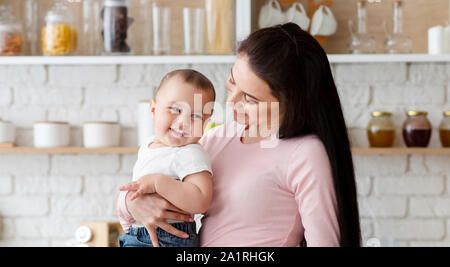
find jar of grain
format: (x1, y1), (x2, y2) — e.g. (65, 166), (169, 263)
(42, 2), (77, 56)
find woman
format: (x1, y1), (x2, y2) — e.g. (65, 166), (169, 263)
(118, 23), (361, 247)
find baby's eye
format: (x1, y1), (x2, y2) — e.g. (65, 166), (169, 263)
(192, 114), (203, 120)
(169, 107), (181, 114)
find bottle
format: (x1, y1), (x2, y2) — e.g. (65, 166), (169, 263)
(83, 0), (101, 55)
(367, 112), (396, 148)
(0, 5), (24, 56)
(23, 0), (38, 56)
(42, 2), (77, 56)
(101, 0), (133, 55)
(439, 111), (450, 147)
(384, 0), (412, 54)
(205, 0), (234, 54)
(402, 111), (432, 148)
(349, 0), (376, 54)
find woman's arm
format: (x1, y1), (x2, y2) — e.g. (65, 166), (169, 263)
(115, 185), (194, 247)
(287, 138), (340, 247)
(121, 171), (213, 215)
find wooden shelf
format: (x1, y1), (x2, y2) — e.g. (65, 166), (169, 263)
(352, 148), (450, 155)
(0, 146), (449, 155)
(2, 54), (450, 66)
(0, 55), (237, 65)
(0, 147), (138, 155)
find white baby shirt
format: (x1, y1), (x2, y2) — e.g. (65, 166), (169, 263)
(132, 136), (212, 183)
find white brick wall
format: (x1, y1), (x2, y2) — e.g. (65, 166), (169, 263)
(1, 62), (450, 247)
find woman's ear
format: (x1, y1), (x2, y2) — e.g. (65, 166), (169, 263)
(150, 100), (156, 120)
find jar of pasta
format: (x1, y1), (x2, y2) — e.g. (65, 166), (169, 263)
(367, 111), (396, 148)
(42, 2), (77, 56)
(439, 111), (450, 147)
(0, 5), (23, 56)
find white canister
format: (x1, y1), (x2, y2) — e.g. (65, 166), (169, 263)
(428, 25), (444, 55)
(138, 100), (154, 145)
(0, 117), (15, 143)
(34, 121), (70, 148)
(83, 121), (120, 148)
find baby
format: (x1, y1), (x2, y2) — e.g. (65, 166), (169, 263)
(116, 69), (215, 247)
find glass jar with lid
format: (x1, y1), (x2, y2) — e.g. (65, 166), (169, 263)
(367, 111), (395, 148)
(439, 111), (450, 147)
(402, 111), (432, 147)
(42, 2), (77, 56)
(101, 0), (133, 55)
(0, 5), (24, 56)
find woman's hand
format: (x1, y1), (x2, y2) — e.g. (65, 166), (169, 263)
(120, 174), (159, 200)
(125, 192), (194, 247)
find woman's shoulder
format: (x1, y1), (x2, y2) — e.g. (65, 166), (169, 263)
(281, 135), (329, 166)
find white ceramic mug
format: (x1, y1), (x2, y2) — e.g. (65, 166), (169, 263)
(0, 118), (15, 143)
(310, 5), (338, 36)
(258, 0), (284, 29)
(285, 2), (310, 31)
(34, 121), (70, 148)
(83, 121), (120, 148)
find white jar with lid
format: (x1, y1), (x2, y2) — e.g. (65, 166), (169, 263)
(83, 121), (120, 148)
(34, 121), (70, 148)
(0, 117), (15, 143)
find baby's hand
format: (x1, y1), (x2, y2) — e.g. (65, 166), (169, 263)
(119, 175), (158, 201)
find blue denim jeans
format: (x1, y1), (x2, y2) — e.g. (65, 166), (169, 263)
(118, 222), (199, 247)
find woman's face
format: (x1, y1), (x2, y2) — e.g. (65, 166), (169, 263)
(226, 54), (283, 136)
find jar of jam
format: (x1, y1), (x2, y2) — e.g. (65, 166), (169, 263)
(367, 111), (395, 147)
(439, 111), (450, 147)
(402, 111), (432, 147)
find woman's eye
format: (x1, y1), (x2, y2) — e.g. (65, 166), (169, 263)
(244, 95), (257, 105)
(169, 107), (181, 113)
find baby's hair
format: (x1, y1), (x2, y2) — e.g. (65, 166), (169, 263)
(155, 69), (216, 101)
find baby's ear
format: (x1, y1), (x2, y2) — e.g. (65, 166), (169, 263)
(150, 100), (156, 119)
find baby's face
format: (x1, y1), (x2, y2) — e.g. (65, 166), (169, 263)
(150, 76), (215, 147)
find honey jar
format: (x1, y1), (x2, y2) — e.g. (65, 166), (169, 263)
(367, 111), (396, 147)
(42, 2), (77, 56)
(439, 111), (450, 147)
(402, 111), (432, 148)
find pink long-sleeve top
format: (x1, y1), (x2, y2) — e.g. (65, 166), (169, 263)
(116, 121), (340, 247)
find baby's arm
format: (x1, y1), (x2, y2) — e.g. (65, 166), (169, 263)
(120, 171), (212, 215)
(154, 171), (213, 214)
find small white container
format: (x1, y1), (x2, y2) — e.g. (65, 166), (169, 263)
(34, 121), (70, 148)
(0, 117), (15, 143)
(83, 121), (120, 148)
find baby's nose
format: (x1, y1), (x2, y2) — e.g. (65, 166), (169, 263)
(174, 115), (190, 131)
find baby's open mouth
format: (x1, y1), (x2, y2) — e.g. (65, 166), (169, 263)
(170, 128), (187, 138)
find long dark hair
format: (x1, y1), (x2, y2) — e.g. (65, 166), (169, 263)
(238, 23), (361, 247)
